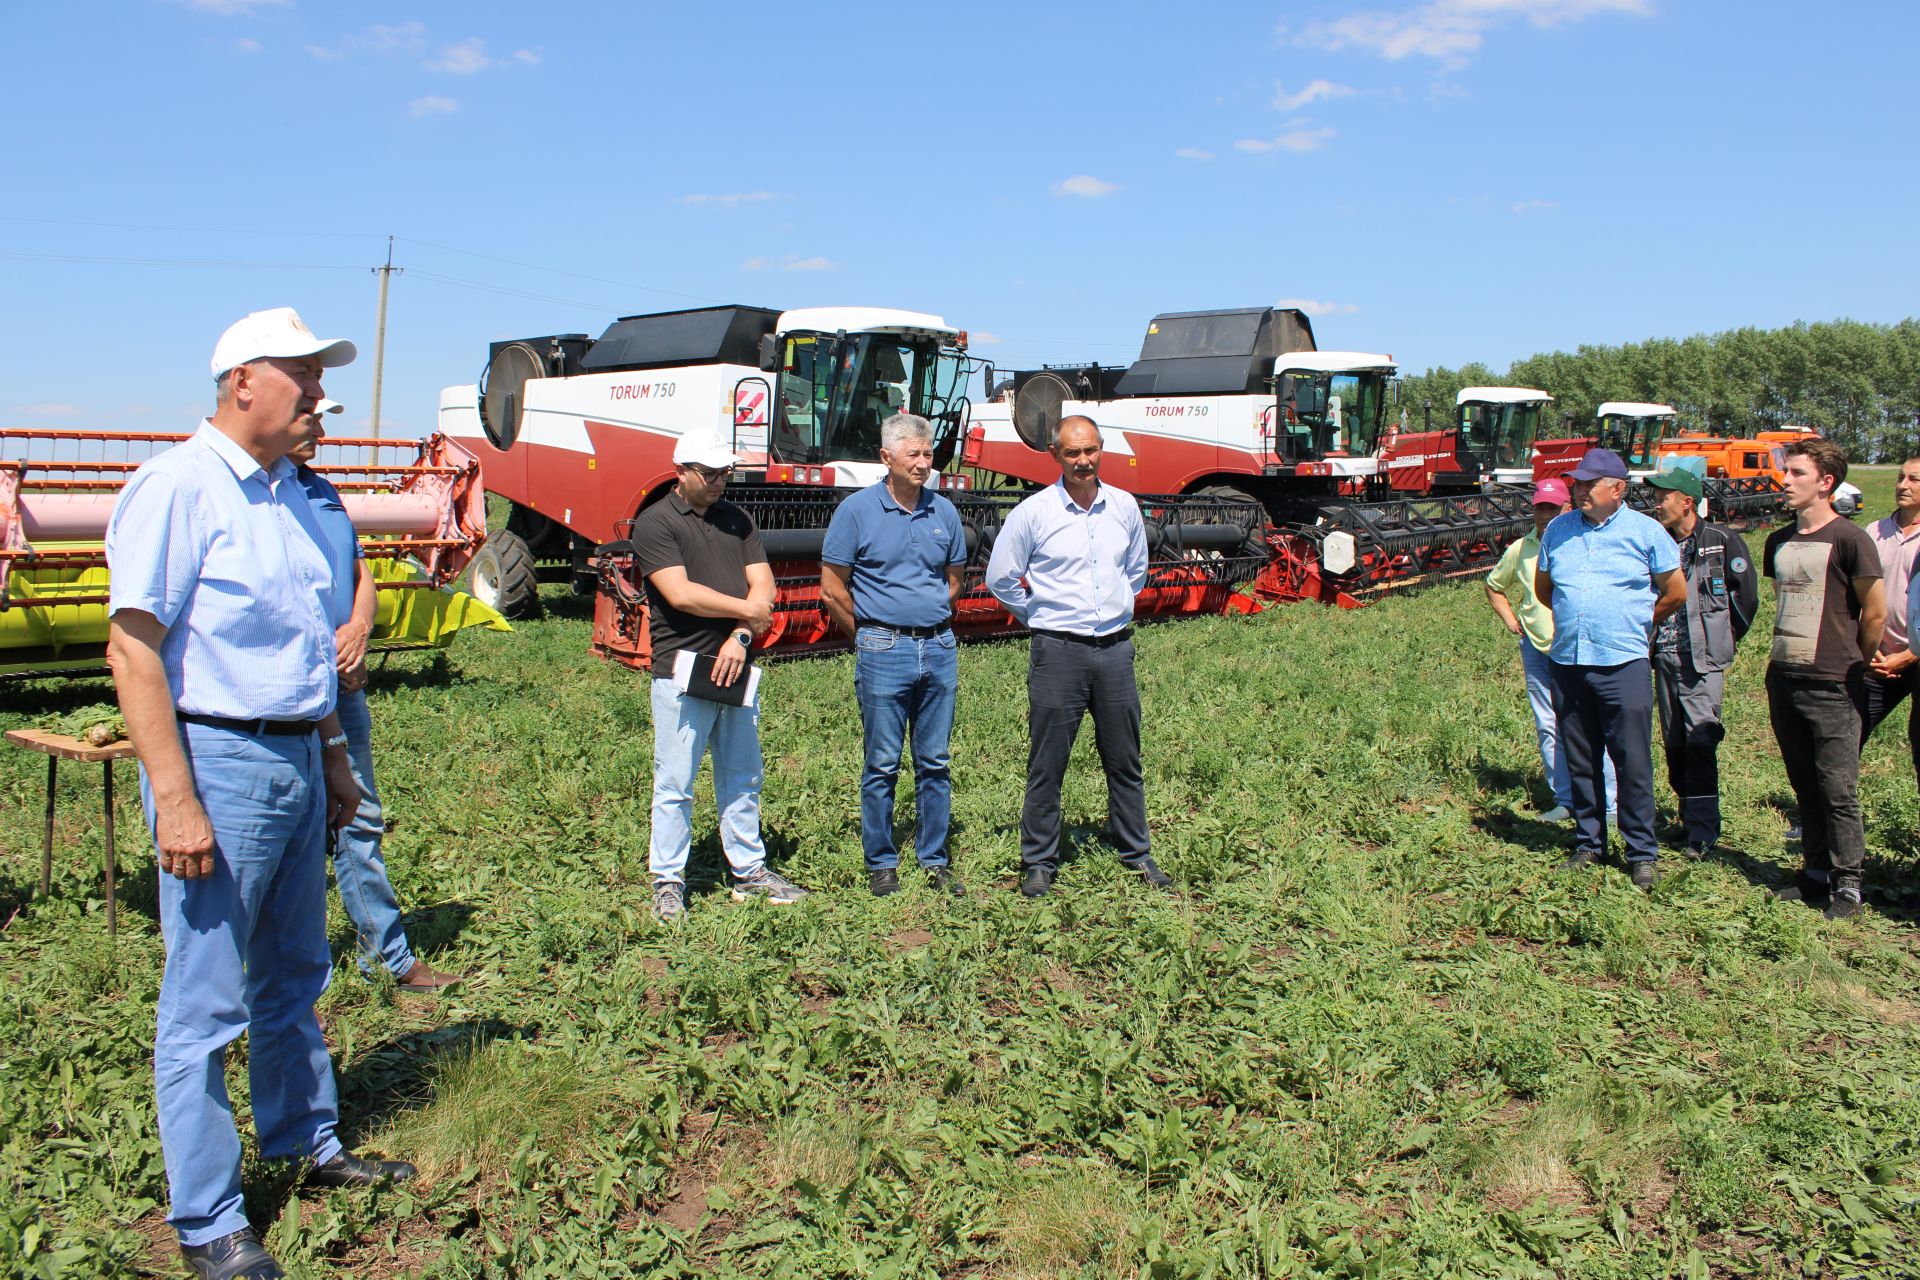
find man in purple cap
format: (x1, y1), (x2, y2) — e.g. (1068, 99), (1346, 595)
(1646, 467), (1759, 859)
(1485, 475), (1616, 823)
(1534, 448), (1688, 887)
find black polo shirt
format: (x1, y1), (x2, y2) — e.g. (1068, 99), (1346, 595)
(631, 492), (768, 676)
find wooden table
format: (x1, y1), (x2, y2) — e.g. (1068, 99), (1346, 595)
(5, 729), (138, 936)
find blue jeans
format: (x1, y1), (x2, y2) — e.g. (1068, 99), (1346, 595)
(854, 626), (958, 870)
(649, 677), (767, 884)
(143, 724), (343, 1246)
(331, 688), (415, 980)
(1520, 637), (1616, 811)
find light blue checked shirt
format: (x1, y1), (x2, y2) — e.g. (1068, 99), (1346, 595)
(106, 422), (353, 720)
(1538, 504), (1680, 667)
(986, 480), (1148, 637)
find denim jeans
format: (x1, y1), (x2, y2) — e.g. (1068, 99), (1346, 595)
(143, 723), (343, 1246)
(331, 688), (414, 979)
(1768, 669), (1866, 892)
(649, 677), (767, 884)
(1520, 637), (1616, 812)
(854, 625), (958, 870)
(1549, 657), (1659, 862)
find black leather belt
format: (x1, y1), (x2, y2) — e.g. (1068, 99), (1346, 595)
(178, 712), (323, 736)
(856, 618), (952, 638)
(1033, 627), (1133, 648)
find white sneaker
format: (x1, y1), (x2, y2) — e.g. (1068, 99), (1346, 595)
(1538, 805), (1572, 823)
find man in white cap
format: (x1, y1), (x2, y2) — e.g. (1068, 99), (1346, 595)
(106, 308), (415, 1280)
(630, 431), (805, 921)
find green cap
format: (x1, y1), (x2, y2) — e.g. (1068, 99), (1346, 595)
(1646, 467), (1703, 502)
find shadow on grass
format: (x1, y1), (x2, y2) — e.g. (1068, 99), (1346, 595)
(367, 653), (472, 694)
(0, 676), (117, 716)
(1472, 808), (1574, 857)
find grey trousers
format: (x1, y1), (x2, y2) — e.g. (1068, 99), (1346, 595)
(1020, 633), (1150, 869)
(1653, 654), (1726, 848)
(1767, 669), (1866, 893)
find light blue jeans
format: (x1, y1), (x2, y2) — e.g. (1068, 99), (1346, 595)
(332, 687), (415, 980)
(1521, 636), (1616, 812)
(649, 677), (767, 884)
(854, 626), (958, 870)
(143, 724), (342, 1246)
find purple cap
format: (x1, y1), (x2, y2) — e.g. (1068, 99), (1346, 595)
(1568, 448), (1629, 481)
(1532, 476), (1570, 506)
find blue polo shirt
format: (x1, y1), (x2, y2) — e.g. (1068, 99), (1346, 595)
(1538, 504), (1680, 666)
(821, 482), (967, 628)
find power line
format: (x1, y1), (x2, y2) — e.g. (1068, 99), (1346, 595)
(394, 236), (730, 305)
(0, 215), (379, 240)
(407, 269), (616, 313)
(0, 250), (358, 270)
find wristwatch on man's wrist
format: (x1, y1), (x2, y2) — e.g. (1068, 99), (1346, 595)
(731, 628), (753, 649)
(323, 733), (349, 751)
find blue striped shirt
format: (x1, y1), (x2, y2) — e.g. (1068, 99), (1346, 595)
(1539, 504), (1680, 666)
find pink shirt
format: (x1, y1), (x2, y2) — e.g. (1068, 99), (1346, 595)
(1869, 514), (1920, 654)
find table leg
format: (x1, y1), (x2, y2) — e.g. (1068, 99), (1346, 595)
(41, 757), (56, 897)
(102, 760), (118, 939)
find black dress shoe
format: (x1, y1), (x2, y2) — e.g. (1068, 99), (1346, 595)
(927, 866), (964, 897)
(306, 1150), (416, 1188)
(1125, 855), (1173, 889)
(1020, 866), (1055, 898)
(180, 1228), (284, 1280)
(1629, 860), (1657, 891)
(1559, 849), (1597, 872)
(868, 868), (900, 897)
(1775, 876), (1830, 909)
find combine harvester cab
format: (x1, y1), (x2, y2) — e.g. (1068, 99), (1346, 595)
(440, 303), (1268, 669)
(0, 426), (507, 679)
(1382, 386), (1552, 493)
(1535, 401), (1787, 528)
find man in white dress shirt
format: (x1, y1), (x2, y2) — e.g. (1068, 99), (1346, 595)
(986, 415), (1169, 898)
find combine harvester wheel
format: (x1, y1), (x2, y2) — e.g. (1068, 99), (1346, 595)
(468, 528), (544, 620)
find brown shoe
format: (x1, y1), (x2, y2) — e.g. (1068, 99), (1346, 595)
(396, 960), (461, 991)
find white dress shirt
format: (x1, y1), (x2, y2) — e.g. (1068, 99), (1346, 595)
(986, 480), (1148, 637)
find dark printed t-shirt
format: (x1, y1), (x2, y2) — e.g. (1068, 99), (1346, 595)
(1762, 517), (1881, 681)
(631, 493), (767, 675)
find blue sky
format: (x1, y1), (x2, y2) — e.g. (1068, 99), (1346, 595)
(3, 0), (1914, 436)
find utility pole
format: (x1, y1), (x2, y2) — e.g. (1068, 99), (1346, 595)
(369, 236), (403, 438)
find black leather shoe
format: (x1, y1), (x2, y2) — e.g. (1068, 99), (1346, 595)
(1020, 866), (1055, 898)
(306, 1150), (416, 1188)
(1559, 849), (1597, 872)
(868, 868), (900, 897)
(180, 1228), (284, 1280)
(1824, 893), (1863, 921)
(1629, 861), (1657, 891)
(1775, 876), (1830, 909)
(1126, 856), (1173, 890)
(927, 866), (964, 897)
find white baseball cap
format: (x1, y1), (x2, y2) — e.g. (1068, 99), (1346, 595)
(672, 432), (741, 469)
(211, 307), (357, 379)
(313, 398), (345, 416)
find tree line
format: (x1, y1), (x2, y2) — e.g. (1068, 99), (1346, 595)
(1396, 318), (1920, 463)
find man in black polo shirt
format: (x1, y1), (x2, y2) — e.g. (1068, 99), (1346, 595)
(633, 433), (806, 922)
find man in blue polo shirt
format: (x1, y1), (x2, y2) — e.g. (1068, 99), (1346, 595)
(821, 413), (969, 897)
(1535, 448), (1688, 887)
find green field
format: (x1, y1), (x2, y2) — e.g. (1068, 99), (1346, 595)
(4, 468), (1919, 1278)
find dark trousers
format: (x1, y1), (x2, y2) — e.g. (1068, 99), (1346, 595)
(1021, 633), (1150, 869)
(1858, 664), (1920, 791)
(1653, 654), (1726, 848)
(1768, 669), (1866, 890)
(1549, 657), (1659, 862)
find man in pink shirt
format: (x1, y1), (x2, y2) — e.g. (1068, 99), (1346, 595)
(1860, 457), (1920, 789)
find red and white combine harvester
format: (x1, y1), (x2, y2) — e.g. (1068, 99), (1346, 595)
(438, 304), (1266, 668)
(1381, 385), (1555, 492)
(0, 426), (504, 678)
(966, 307), (1539, 608)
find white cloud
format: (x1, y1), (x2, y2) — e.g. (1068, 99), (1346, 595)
(174, 0), (289, 14)
(969, 331), (1005, 346)
(233, 37), (261, 53)
(308, 21), (427, 61)
(512, 49), (542, 65)
(1298, 0), (1651, 67)
(681, 191), (779, 208)
(1510, 197), (1558, 214)
(1053, 174), (1120, 198)
(1235, 126), (1337, 153)
(12, 403), (83, 418)
(782, 256), (837, 272)
(409, 95), (459, 118)
(1174, 147), (1215, 161)
(1273, 79), (1356, 112)
(428, 37), (492, 74)
(1276, 298), (1360, 318)
(740, 257), (770, 271)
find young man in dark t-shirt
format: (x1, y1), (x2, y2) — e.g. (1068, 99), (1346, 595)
(1763, 437), (1887, 919)
(631, 432), (806, 922)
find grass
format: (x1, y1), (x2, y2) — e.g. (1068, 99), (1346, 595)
(2, 467), (1919, 1276)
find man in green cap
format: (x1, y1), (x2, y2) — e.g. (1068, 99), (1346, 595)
(1646, 466), (1759, 858)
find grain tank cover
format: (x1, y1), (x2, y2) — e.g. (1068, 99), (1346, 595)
(580, 305), (782, 374)
(1112, 307), (1317, 397)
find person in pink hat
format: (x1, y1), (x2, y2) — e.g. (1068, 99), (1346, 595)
(1486, 476), (1616, 824)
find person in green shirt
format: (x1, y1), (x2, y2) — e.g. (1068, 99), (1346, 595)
(1486, 477), (1616, 822)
